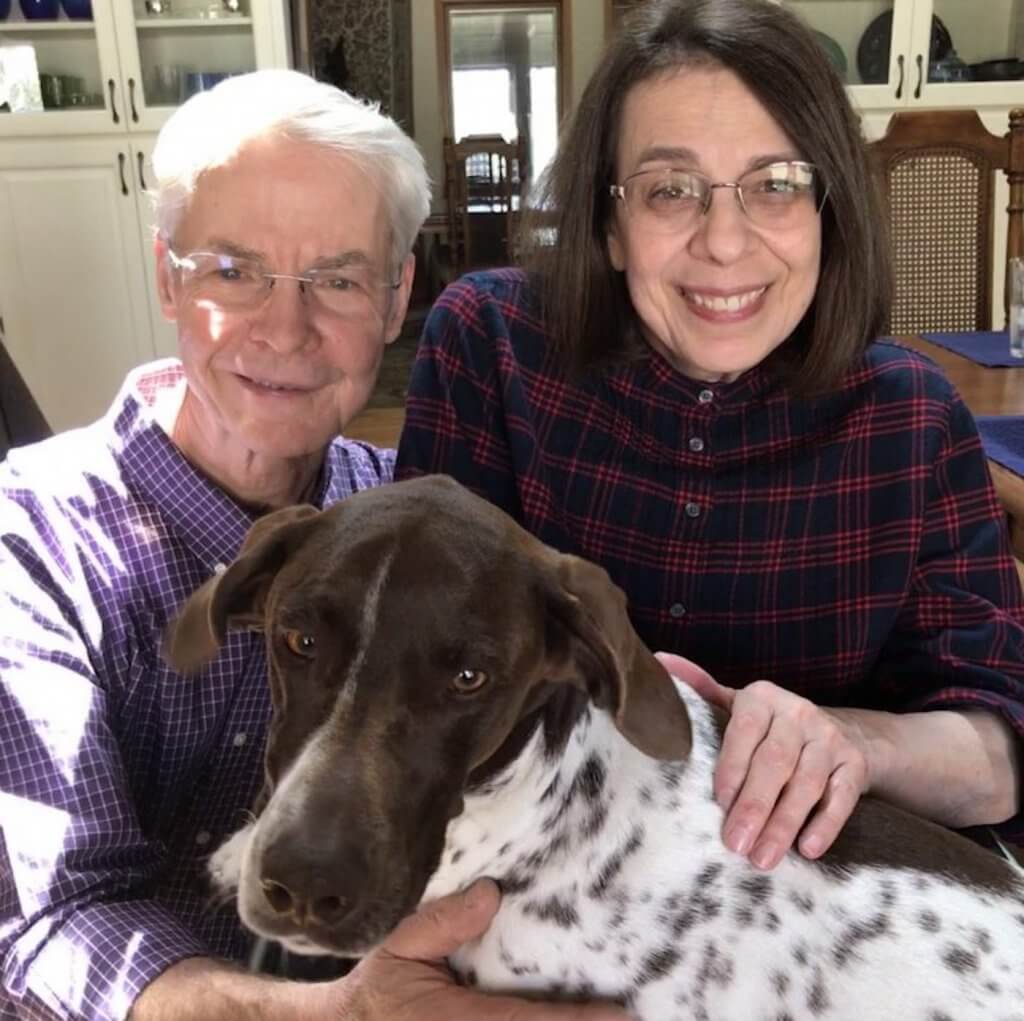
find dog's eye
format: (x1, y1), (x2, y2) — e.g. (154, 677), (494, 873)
(451, 668), (489, 695)
(283, 630), (316, 659)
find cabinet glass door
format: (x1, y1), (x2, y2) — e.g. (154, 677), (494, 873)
(0, 1), (118, 133)
(120, 0), (258, 123)
(781, 1), (899, 88)
(928, 0), (1024, 88)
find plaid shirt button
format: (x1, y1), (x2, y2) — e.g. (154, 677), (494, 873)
(698, 389), (714, 404)
(688, 436), (705, 453)
(685, 502), (701, 518)
(669, 603), (686, 618)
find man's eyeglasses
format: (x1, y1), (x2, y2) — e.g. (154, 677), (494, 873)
(609, 160), (826, 232)
(166, 249), (401, 318)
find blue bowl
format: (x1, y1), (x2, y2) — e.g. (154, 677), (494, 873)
(0, 0), (11, 21)
(60, 0), (92, 18)
(19, 0), (60, 18)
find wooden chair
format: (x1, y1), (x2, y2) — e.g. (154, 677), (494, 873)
(869, 109), (1024, 333)
(441, 134), (527, 278)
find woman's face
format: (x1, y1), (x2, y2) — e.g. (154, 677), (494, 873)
(607, 65), (822, 383)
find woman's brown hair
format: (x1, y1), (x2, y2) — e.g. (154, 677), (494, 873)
(520, 0), (892, 395)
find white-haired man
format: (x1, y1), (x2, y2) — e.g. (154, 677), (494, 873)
(0, 71), (626, 1021)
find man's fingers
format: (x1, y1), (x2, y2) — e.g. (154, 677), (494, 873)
(385, 878), (501, 960)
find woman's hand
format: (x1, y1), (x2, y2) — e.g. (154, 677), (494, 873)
(655, 652), (873, 871)
(334, 878), (630, 1020)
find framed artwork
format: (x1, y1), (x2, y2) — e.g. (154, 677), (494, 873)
(289, 0), (413, 132)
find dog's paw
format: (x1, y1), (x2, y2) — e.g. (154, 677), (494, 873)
(207, 823), (254, 894)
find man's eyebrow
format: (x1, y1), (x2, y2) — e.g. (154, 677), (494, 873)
(203, 238), (265, 261)
(310, 250), (374, 269)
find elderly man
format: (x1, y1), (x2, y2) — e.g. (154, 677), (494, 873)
(0, 70), (626, 1021)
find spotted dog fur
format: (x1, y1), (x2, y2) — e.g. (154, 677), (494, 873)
(167, 476), (1024, 1021)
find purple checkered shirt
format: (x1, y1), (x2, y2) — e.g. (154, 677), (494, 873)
(0, 361), (394, 1020)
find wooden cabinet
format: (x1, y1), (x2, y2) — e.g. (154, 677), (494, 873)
(0, 0), (290, 432)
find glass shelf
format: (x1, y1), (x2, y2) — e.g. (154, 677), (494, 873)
(0, 22), (97, 33)
(135, 16), (252, 29)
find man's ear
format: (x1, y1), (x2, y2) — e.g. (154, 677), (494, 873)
(163, 504), (321, 674)
(384, 252), (416, 346)
(154, 235), (179, 323)
(545, 552), (692, 762)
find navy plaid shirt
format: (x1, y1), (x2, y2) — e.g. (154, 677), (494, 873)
(0, 361), (393, 1020)
(396, 268), (1024, 848)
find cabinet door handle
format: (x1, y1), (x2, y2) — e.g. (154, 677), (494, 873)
(914, 54), (923, 98)
(108, 79), (120, 124)
(895, 54), (904, 100)
(137, 151), (148, 191)
(118, 152), (129, 196)
(128, 78), (140, 123)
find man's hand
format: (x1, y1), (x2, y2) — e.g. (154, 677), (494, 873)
(655, 652), (871, 871)
(333, 878), (630, 1020)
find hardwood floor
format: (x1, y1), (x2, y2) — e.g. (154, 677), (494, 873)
(346, 405), (404, 448)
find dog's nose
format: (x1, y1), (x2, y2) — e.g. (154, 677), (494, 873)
(257, 838), (366, 927)
(258, 874), (348, 925)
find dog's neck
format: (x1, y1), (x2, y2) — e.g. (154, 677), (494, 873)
(422, 677), (724, 904)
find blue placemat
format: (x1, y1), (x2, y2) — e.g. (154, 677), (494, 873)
(976, 415), (1024, 475)
(920, 331), (1024, 368)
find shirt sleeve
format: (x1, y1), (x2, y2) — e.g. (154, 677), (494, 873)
(869, 394), (1024, 848)
(0, 512), (209, 1020)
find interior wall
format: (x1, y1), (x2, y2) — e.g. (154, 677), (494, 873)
(412, 0), (608, 212)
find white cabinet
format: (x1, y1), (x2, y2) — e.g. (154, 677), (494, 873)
(0, 138), (154, 432)
(0, 0), (290, 432)
(782, 0), (1024, 112)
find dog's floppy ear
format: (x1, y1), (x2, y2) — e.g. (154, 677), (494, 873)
(163, 504), (321, 674)
(546, 552), (692, 762)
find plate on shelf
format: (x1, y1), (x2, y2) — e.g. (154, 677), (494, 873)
(812, 30), (847, 80)
(856, 11), (952, 85)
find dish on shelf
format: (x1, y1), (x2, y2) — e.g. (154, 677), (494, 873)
(969, 58), (1024, 82)
(856, 11), (952, 85)
(812, 30), (847, 80)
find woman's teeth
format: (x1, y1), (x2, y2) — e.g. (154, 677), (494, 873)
(687, 287), (766, 312)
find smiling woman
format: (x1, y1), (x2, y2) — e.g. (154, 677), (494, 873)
(397, 0), (1024, 877)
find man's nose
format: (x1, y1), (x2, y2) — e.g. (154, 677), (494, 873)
(249, 277), (315, 353)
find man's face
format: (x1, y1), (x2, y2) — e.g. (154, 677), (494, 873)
(156, 136), (412, 462)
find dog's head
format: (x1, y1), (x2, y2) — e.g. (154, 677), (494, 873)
(165, 474), (692, 955)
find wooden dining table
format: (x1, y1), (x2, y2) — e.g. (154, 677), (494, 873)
(900, 334), (1024, 562)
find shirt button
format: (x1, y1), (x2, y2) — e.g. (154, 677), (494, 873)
(213, 562), (227, 575)
(669, 602), (686, 618)
(698, 389), (714, 404)
(688, 436), (705, 453)
(685, 502), (701, 518)
(233, 732), (248, 747)
(195, 830), (212, 846)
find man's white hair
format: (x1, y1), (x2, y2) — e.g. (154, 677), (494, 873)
(150, 69), (430, 268)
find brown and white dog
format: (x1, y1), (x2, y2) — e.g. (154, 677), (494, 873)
(166, 475), (1024, 1021)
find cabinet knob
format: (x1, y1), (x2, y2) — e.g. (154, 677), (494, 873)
(108, 79), (120, 125)
(118, 153), (129, 197)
